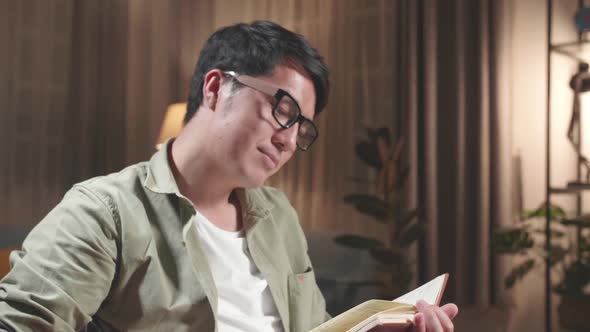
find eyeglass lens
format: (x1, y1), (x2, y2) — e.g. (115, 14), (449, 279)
(272, 94), (317, 150)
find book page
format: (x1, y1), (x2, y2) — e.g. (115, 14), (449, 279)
(348, 312), (415, 332)
(310, 300), (413, 332)
(352, 314), (416, 332)
(310, 274), (449, 332)
(393, 273), (448, 306)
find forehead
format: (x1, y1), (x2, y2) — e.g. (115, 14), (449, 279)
(254, 65), (316, 118)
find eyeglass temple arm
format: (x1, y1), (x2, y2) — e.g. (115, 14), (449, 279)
(225, 71), (278, 97)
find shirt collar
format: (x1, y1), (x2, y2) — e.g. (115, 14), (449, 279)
(235, 187), (271, 222)
(143, 138), (182, 195)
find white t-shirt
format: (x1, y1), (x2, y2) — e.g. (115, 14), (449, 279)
(193, 212), (284, 332)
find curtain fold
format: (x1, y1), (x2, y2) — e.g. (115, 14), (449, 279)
(213, 0), (515, 307)
(1, 0), (76, 227)
(66, 0), (214, 182)
(404, 0), (514, 306)
(1, 0), (515, 309)
(0, 1), (214, 227)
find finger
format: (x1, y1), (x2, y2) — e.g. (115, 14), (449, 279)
(414, 313), (426, 332)
(416, 300), (430, 311)
(423, 308), (443, 332)
(440, 303), (459, 320)
(434, 308), (454, 332)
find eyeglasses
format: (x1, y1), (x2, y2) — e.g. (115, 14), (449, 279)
(223, 71), (318, 151)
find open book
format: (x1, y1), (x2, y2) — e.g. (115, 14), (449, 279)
(310, 273), (449, 332)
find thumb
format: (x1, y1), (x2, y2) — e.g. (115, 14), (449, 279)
(440, 303), (459, 320)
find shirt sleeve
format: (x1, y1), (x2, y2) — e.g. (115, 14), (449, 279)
(0, 185), (119, 332)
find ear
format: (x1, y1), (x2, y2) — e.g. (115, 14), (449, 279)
(202, 69), (224, 111)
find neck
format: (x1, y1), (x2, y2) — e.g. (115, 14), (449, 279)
(169, 137), (234, 209)
(169, 137), (243, 231)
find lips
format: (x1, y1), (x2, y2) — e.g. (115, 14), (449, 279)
(258, 148), (279, 168)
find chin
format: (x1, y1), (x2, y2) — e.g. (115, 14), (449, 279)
(241, 179), (267, 189)
(239, 171), (270, 189)
(237, 158), (280, 188)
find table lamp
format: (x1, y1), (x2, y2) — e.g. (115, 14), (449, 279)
(155, 103), (187, 150)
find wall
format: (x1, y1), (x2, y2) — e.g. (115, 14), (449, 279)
(510, 0), (583, 330)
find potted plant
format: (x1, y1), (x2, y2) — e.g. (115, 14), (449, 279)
(334, 127), (423, 296)
(493, 202), (590, 330)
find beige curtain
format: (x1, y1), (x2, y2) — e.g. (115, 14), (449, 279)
(0, 1), (214, 228)
(1, 0), (515, 308)
(68, 0), (214, 173)
(0, 0), (75, 228)
(211, 2), (514, 307)
(400, 0), (514, 306)
(210, 0), (401, 239)
(124, 0), (214, 165)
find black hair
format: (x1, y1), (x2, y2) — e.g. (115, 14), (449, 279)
(184, 20), (329, 123)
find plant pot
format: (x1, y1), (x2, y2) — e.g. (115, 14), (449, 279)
(558, 294), (590, 331)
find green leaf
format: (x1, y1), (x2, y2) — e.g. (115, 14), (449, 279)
(556, 261), (590, 295)
(355, 142), (382, 169)
(334, 235), (384, 250)
(397, 222), (424, 247)
(356, 127), (393, 170)
(343, 194), (389, 222)
(493, 228), (534, 254)
(367, 127), (391, 146)
(504, 258), (536, 288)
(521, 203), (566, 220)
(369, 248), (404, 265)
(548, 245), (569, 266)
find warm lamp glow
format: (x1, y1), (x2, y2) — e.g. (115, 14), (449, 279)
(155, 103), (187, 150)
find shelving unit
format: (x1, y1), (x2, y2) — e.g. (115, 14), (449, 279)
(552, 40), (590, 62)
(546, 1), (590, 331)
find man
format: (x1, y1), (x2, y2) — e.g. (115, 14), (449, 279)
(0, 21), (457, 332)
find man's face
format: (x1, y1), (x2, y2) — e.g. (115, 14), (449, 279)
(211, 65), (316, 188)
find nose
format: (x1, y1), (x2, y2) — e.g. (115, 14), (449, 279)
(271, 123), (298, 152)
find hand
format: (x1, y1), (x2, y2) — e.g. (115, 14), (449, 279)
(368, 300), (458, 332)
(412, 300), (458, 332)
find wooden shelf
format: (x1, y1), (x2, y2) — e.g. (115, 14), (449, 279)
(550, 183), (590, 194)
(551, 39), (590, 62)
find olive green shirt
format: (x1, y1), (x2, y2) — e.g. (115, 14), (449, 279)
(0, 142), (328, 332)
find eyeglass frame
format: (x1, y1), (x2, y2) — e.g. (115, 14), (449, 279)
(222, 70), (318, 151)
